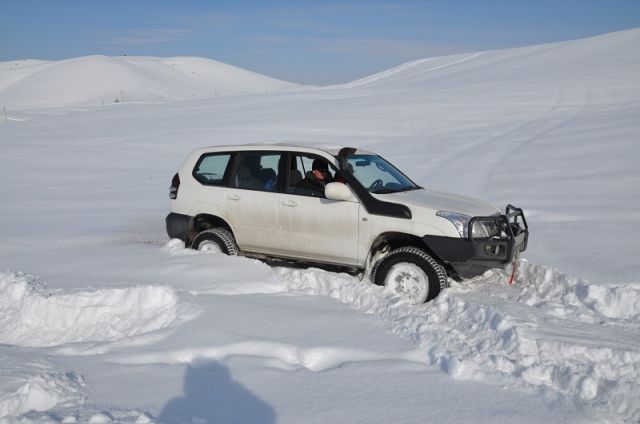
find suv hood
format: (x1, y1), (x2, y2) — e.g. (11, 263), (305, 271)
(374, 189), (501, 218)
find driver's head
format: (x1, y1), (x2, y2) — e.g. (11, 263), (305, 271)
(311, 159), (330, 182)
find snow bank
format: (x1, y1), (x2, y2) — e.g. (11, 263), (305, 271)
(0, 271), (179, 347)
(514, 260), (640, 323)
(0, 372), (85, 419)
(162, 238), (200, 256)
(0, 408), (153, 424)
(276, 264), (640, 422)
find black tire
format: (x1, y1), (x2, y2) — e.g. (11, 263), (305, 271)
(191, 228), (239, 256)
(371, 247), (447, 303)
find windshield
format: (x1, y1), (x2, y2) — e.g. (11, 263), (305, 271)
(346, 154), (420, 193)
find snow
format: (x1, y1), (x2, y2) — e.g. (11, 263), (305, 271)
(0, 371), (85, 419)
(0, 272), (181, 347)
(1, 28), (640, 423)
(0, 56), (298, 109)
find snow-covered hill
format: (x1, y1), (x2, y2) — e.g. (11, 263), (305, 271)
(1, 29), (639, 423)
(340, 28), (640, 90)
(0, 55), (298, 109)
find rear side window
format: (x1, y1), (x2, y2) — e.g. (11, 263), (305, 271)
(193, 153), (232, 185)
(231, 151), (282, 191)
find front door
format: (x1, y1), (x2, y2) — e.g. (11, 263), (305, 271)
(275, 153), (360, 265)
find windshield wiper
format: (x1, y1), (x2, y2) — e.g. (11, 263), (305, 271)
(370, 188), (396, 194)
(371, 186), (422, 194)
(398, 186), (422, 192)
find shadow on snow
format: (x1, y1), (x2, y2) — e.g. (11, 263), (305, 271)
(159, 360), (276, 424)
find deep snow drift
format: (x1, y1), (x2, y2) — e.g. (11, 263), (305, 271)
(1, 29), (639, 423)
(0, 272), (180, 347)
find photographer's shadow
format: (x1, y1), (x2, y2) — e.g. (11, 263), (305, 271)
(159, 360), (276, 424)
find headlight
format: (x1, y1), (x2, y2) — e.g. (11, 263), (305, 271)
(470, 218), (501, 239)
(436, 211), (471, 238)
(471, 221), (491, 238)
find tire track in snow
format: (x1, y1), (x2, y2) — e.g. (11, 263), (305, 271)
(424, 69), (591, 193)
(482, 70), (593, 187)
(271, 261), (640, 422)
(134, 243), (640, 421)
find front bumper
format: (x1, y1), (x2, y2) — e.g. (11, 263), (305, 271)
(423, 204), (529, 279)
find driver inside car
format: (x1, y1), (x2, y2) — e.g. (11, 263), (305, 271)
(296, 159), (333, 194)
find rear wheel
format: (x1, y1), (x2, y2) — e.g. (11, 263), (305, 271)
(191, 228), (239, 256)
(371, 247), (446, 304)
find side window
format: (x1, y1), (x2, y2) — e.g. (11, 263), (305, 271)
(286, 153), (336, 197)
(231, 151), (282, 192)
(193, 153), (232, 185)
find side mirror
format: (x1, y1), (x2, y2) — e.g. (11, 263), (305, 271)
(325, 182), (357, 202)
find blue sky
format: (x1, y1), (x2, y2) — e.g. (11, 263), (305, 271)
(2, 0), (639, 84)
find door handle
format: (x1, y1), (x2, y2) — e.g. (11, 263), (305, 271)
(281, 200), (298, 207)
(226, 194), (241, 201)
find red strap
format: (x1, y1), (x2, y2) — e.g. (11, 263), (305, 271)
(508, 261), (517, 285)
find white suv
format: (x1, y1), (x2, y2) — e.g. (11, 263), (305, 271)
(166, 143), (528, 303)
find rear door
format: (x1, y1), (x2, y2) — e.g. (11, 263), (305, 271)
(223, 151), (283, 252)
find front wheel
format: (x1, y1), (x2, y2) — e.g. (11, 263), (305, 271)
(371, 247), (447, 304)
(191, 228), (239, 256)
